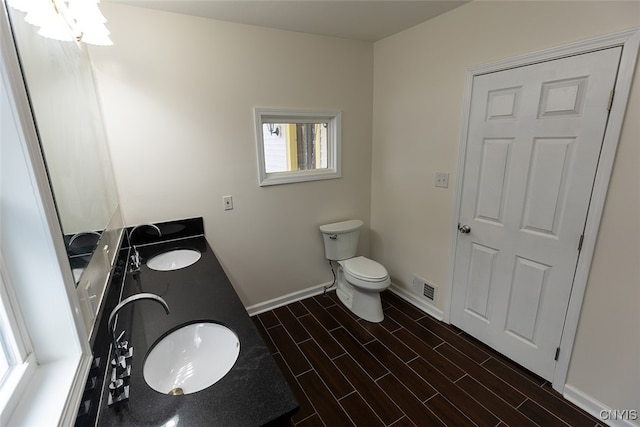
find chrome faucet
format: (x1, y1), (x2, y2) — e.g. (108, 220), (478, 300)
(129, 223), (161, 241)
(109, 292), (170, 358)
(107, 293), (170, 406)
(127, 223), (162, 273)
(68, 230), (101, 247)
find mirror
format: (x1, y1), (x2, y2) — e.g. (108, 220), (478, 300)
(6, 6), (122, 338)
(6, 7), (119, 279)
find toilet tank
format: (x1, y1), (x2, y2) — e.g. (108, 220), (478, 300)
(319, 220), (363, 261)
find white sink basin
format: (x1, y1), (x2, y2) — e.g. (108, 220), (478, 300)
(146, 249), (201, 271)
(143, 322), (240, 395)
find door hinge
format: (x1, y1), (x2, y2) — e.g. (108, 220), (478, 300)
(607, 89), (615, 111)
(555, 347), (560, 361)
(578, 234), (584, 252)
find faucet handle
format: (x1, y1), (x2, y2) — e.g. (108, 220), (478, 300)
(115, 336), (132, 355)
(109, 379), (125, 396)
(108, 379), (130, 407)
(111, 346), (133, 368)
(112, 330), (127, 357)
(116, 344), (133, 360)
(111, 354), (127, 369)
(111, 357), (132, 385)
(129, 249), (141, 273)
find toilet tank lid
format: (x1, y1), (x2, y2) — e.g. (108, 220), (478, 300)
(319, 219), (363, 234)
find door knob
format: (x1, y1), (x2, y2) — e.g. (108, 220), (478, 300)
(458, 224), (471, 234)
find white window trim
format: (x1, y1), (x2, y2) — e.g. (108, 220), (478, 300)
(0, 261), (37, 426)
(254, 107), (342, 186)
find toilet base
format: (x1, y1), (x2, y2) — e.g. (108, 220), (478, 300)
(336, 280), (384, 323)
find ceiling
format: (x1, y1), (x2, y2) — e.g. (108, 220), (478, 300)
(106, 1), (469, 42)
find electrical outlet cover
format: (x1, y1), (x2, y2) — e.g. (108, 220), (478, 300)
(435, 172), (449, 188)
(223, 195), (233, 210)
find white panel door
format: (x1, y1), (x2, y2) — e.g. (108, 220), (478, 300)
(451, 47), (621, 381)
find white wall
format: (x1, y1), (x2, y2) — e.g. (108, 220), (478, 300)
(88, 4), (374, 307)
(371, 0), (639, 419)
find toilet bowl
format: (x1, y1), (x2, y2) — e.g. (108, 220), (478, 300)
(336, 257), (390, 322)
(319, 220), (390, 322)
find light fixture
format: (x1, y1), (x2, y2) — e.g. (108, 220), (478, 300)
(266, 123), (280, 136)
(7, 0), (112, 46)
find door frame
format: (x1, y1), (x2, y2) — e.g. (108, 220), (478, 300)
(444, 28), (640, 393)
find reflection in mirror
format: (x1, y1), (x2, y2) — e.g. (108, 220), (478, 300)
(7, 6), (119, 284)
(67, 231), (102, 282)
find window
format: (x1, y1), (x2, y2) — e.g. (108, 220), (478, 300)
(0, 259), (35, 425)
(255, 108), (341, 186)
(0, 274), (20, 385)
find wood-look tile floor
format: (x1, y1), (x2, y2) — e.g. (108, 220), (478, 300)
(251, 290), (604, 427)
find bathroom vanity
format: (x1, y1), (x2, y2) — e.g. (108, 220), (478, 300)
(90, 218), (298, 426)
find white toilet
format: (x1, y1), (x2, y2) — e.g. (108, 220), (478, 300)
(319, 220), (390, 323)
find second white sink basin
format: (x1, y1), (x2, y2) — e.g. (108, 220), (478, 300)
(146, 249), (201, 271)
(143, 322), (240, 395)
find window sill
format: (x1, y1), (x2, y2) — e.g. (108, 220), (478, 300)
(7, 354), (90, 427)
(260, 168), (341, 186)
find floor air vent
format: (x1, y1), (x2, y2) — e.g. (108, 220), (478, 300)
(412, 275), (437, 303)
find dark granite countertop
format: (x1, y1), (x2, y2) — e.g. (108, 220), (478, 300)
(97, 235), (298, 426)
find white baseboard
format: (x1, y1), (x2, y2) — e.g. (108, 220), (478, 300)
(388, 283), (445, 322)
(564, 384), (639, 427)
(245, 281), (332, 316)
(246, 281), (447, 322)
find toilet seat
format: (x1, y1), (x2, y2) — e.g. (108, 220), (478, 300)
(342, 256), (390, 290)
(343, 256), (388, 280)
